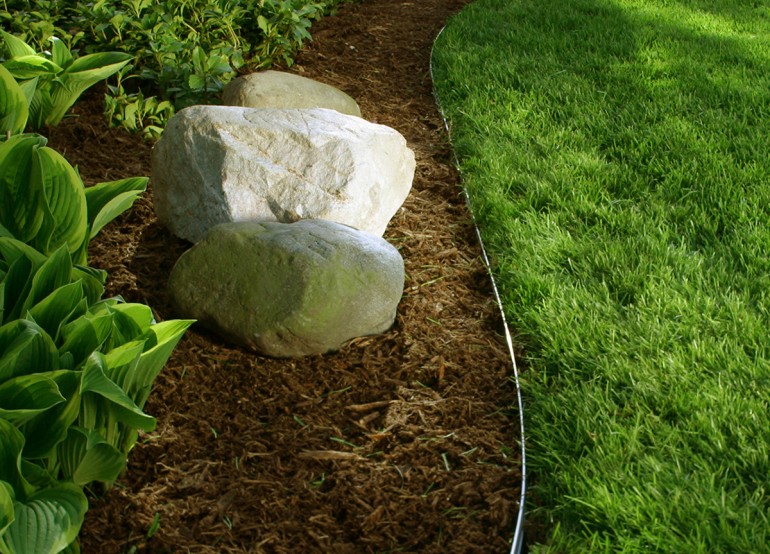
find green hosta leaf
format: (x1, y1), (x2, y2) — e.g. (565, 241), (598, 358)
(0, 65), (28, 136)
(2, 56), (61, 80)
(0, 374), (65, 425)
(20, 370), (80, 459)
(84, 177), (147, 239)
(57, 426), (124, 486)
(1, 255), (33, 324)
(0, 134), (46, 243)
(0, 482), (14, 538)
(102, 340), (146, 396)
(48, 38), (72, 71)
(0, 32), (35, 60)
(57, 311), (113, 370)
(31, 147), (88, 259)
(70, 266), (105, 307)
(20, 246), (72, 317)
(1, 483), (87, 554)
(27, 282), (86, 342)
(130, 319), (193, 409)
(17, 78), (38, 110)
(43, 54), (131, 127)
(0, 237), (46, 268)
(0, 419), (31, 500)
(80, 353), (155, 432)
(64, 52), (132, 75)
(0, 319), (58, 383)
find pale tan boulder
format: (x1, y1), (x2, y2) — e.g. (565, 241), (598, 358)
(152, 105), (415, 243)
(222, 70), (362, 117)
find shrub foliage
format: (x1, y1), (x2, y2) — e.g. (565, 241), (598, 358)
(1, 0), (356, 133)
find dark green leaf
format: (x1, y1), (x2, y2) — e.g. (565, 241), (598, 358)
(84, 177), (147, 239)
(0, 319), (58, 383)
(0, 374), (66, 425)
(80, 353), (155, 431)
(0, 65), (28, 135)
(2, 482), (87, 554)
(20, 370), (81, 458)
(31, 147), (88, 258)
(0, 134), (46, 243)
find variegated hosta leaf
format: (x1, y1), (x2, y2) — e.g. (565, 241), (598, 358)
(27, 283), (87, 343)
(57, 311), (113, 371)
(0, 134), (46, 244)
(0, 482), (14, 538)
(129, 320), (194, 408)
(112, 319), (193, 454)
(98, 302), (154, 351)
(80, 353), (155, 432)
(19, 370), (80, 459)
(1, 483), (87, 554)
(0, 66), (28, 136)
(31, 148), (88, 260)
(83, 177), (147, 240)
(0, 254), (33, 324)
(57, 426), (124, 486)
(0, 418), (30, 502)
(42, 53), (131, 127)
(19, 246), (72, 318)
(0, 32), (35, 59)
(48, 38), (73, 72)
(0, 374), (65, 425)
(0, 238), (47, 268)
(2, 56), (61, 80)
(0, 319), (58, 383)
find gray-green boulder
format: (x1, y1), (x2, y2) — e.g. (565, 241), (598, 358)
(222, 70), (362, 117)
(168, 219), (404, 357)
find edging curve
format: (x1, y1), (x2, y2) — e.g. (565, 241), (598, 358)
(430, 21), (528, 554)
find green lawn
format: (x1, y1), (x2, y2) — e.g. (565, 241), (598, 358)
(432, 0), (770, 551)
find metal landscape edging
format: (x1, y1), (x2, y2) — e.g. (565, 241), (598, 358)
(430, 24), (527, 554)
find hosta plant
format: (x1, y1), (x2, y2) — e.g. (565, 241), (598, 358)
(0, 60), (192, 551)
(1, 30), (130, 129)
(0, 76), (147, 264)
(0, 238), (193, 552)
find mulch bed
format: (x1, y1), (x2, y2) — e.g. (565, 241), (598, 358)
(46, 0), (524, 551)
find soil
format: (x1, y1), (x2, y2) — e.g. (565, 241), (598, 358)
(46, 0), (524, 552)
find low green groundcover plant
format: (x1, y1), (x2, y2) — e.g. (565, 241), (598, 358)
(0, 31), (130, 129)
(433, 0), (770, 551)
(1, 0), (357, 135)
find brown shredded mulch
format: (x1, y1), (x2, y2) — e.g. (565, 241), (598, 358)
(46, 0), (523, 551)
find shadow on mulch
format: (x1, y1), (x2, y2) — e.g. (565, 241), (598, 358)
(45, 0), (524, 552)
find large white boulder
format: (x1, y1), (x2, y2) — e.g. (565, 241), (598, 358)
(168, 219), (405, 357)
(222, 70), (362, 117)
(152, 106), (415, 243)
